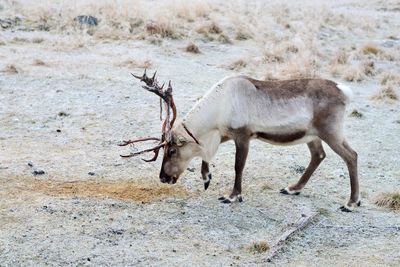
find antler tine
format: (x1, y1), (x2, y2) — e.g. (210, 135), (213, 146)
(120, 141), (166, 159)
(118, 137), (161, 147)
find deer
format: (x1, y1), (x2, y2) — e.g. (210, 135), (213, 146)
(119, 70), (360, 212)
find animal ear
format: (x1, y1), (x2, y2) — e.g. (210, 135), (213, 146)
(176, 136), (188, 146)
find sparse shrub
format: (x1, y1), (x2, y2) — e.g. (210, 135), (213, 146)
(370, 85), (398, 101)
(32, 37), (45, 43)
(145, 19), (179, 39)
(360, 43), (381, 55)
(380, 72), (400, 86)
(332, 48), (348, 65)
(235, 28), (252, 40)
(227, 59), (247, 70)
(33, 59), (46, 66)
(217, 33), (232, 44)
(117, 58), (152, 69)
(350, 109), (363, 118)
(196, 21), (222, 35)
(375, 191), (400, 210)
(185, 42), (200, 54)
(361, 60), (375, 76)
(280, 55), (319, 79)
(343, 66), (365, 82)
(3, 64), (19, 74)
(248, 241), (270, 253)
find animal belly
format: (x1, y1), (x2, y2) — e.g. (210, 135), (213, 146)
(255, 131), (317, 146)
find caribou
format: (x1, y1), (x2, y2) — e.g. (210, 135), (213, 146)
(119, 70), (360, 212)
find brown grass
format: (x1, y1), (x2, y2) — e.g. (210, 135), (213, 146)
(360, 43), (381, 55)
(2, 64), (19, 74)
(33, 59), (46, 66)
(25, 179), (188, 203)
(185, 42), (200, 54)
(145, 19), (179, 39)
(116, 58), (152, 69)
(380, 72), (400, 86)
(370, 85), (398, 101)
(226, 59), (247, 70)
(375, 191), (400, 210)
(196, 21), (222, 35)
(247, 241), (270, 253)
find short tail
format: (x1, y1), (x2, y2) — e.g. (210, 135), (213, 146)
(336, 83), (353, 102)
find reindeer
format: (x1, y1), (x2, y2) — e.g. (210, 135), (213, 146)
(120, 70), (360, 212)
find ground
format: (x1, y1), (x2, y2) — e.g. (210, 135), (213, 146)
(0, 0), (400, 266)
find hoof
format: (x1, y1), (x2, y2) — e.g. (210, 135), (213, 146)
(280, 188), (300, 195)
(219, 195), (243, 204)
(339, 206), (352, 212)
(204, 174), (212, 190)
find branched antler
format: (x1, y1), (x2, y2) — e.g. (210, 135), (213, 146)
(119, 70), (177, 161)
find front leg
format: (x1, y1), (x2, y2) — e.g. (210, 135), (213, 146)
(201, 160), (212, 190)
(220, 137), (250, 203)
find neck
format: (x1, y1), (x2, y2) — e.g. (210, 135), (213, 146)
(181, 95), (223, 162)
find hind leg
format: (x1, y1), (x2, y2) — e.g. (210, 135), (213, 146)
(321, 136), (359, 212)
(281, 139), (326, 195)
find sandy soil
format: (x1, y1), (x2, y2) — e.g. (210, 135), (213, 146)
(1, 0), (400, 266)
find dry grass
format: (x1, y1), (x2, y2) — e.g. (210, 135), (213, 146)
(380, 72), (400, 86)
(116, 58), (152, 69)
(25, 179), (188, 203)
(226, 58), (247, 70)
(33, 59), (46, 66)
(247, 241), (270, 253)
(350, 109), (363, 118)
(2, 64), (20, 74)
(196, 21), (222, 35)
(360, 43), (381, 55)
(375, 191), (400, 210)
(370, 85), (398, 101)
(145, 19), (179, 39)
(279, 54), (319, 79)
(185, 42), (200, 54)
(332, 48), (348, 65)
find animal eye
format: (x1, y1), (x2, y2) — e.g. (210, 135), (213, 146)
(169, 148), (177, 156)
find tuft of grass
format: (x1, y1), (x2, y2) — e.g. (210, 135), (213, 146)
(332, 48), (348, 65)
(3, 64), (19, 74)
(196, 21), (222, 35)
(217, 33), (232, 44)
(370, 85), (398, 101)
(185, 42), (200, 54)
(32, 37), (45, 43)
(33, 59), (46, 66)
(380, 72), (400, 86)
(235, 27), (252, 41)
(350, 109), (363, 118)
(247, 241), (270, 253)
(145, 19), (179, 39)
(375, 191), (400, 210)
(343, 66), (365, 82)
(360, 43), (381, 55)
(226, 59), (247, 70)
(116, 58), (152, 69)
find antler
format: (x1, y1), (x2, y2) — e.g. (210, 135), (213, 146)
(119, 70), (177, 161)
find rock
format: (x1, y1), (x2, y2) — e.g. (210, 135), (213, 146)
(32, 170), (45, 176)
(0, 17), (21, 29)
(74, 15), (98, 26)
(186, 167), (196, 172)
(88, 172), (95, 176)
(290, 165), (305, 174)
(28, 161), (34, 167)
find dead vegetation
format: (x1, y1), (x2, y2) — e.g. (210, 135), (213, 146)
(247, 241), (270, 253)
(375, 191), (400, 210)
(2, 64), (20, 74)
(370, 85), (398, 101)
(185, 42), (200, 54)
(33, 59), (46, 66)
(25, 179), (188, 203)
(116, 58), (152, 69)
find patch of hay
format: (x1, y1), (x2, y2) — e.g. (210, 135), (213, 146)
(375, 191), (400, 210)
(196, 21), (222, 35)
(116, 58), (152, 69)
(350, 109), (363, 118)
(247, 241), (270, 253)
(226, 58), (247, 70)
(360, 43), (381, 55)
(370, 85), (398, 101)
(33, 59), (46, 66)
(2, 64), (19, 74)
(26, 179), (188, 203)
(185, 42), (200, 53)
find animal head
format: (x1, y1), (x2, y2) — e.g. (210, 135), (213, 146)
(119, 70), (201, 184)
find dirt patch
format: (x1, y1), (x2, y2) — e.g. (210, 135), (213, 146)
(21, 179), (188, 203)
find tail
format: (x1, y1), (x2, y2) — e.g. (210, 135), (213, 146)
(336, 83), (353, 103)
